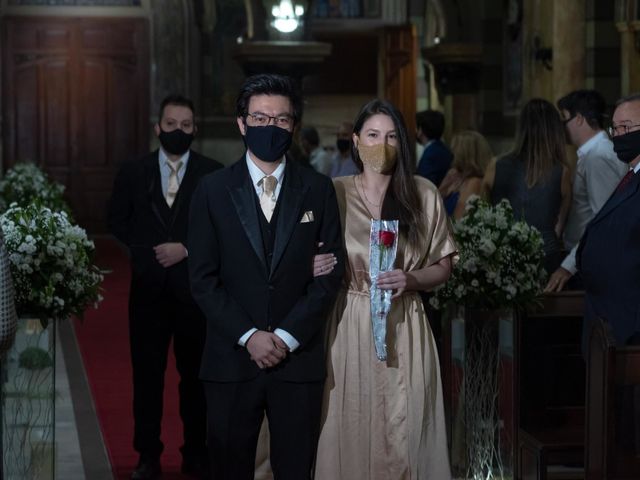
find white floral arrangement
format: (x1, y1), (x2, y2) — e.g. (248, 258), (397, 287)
(0, 203), (104, 321)
(431, 196), (546, 311)
(0, 162), (69, 214)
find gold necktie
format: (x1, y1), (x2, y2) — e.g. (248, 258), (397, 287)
(166, 160), (183, 207)
(259, 175), (277, 222)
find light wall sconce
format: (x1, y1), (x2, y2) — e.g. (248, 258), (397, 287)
(271, 0), (305, 34)
(532, 34), (553, 71)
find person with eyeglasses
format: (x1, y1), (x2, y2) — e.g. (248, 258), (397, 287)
(577, 93), (640, 348)
(576, 93), (640, 456)
(187, 73), (344, 479)
(544, 90), (627, 293)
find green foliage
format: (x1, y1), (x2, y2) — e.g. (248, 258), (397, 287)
(0, 203), (104, 321)
(0, 162), (70, 215)
(431, 196), (546, 311)
(18, 346), (53, 370)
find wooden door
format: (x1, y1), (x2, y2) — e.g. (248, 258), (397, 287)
(2, 16), (149, 233)
(382, 24), (417, 145)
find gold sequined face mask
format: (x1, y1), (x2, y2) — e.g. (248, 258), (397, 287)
(357, 143), (398, 174)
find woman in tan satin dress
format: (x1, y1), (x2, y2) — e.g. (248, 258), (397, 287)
(313, 99), (457, 479)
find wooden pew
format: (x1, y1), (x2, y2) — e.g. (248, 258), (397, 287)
(518, 291), (586, 480)
(585, 319), (640, 479)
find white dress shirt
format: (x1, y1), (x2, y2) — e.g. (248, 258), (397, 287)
(309, 146), (332, 175)
(329, 152), (359, 178)
(238, 154), (300, 352)
(561, 131), (627, 273)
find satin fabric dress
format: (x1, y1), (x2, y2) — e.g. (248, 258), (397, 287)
(315, 175), (457, 480)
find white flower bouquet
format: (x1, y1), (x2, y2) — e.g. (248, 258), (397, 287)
(0, 203), (104, 321)
(0, 162), (69, 214)
(431, 196), (546, 310)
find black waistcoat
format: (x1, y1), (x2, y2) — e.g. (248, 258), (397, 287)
(255, 192), (282, 272)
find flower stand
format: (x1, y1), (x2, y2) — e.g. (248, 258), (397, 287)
(444, 306), (517, 480)
(1, 318), (55, 479)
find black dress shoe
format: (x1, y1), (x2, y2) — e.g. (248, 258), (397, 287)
(181, 456), (209, 479)
(131, 456), (161, 480)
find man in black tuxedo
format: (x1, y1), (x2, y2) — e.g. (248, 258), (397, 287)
(578, 93), (640, 347)
(188, 74), (344, 480)
(108, 95), (222, 480)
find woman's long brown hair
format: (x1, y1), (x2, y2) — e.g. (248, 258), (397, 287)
(351, 99), (426, 253)
(511, 98), (567, 187)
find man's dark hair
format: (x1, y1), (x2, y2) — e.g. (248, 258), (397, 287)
(557, 89), (607, 130)
(415, 110), (445, 140)
(300, 126), (320, 147)
(236, 74), (303, 125)
(158, 94), (195, 123)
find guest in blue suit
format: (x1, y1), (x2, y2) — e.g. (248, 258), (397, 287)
(578, 93), (640, 347)
(416, 110), (453, 186)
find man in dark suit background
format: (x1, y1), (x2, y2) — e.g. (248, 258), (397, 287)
(108, 94), (222, 480)
(416, 109), (453, 187)
(188, 74), (344, 480)
(578, 93), (640, 347)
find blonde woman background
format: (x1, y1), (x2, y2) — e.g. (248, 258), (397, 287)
(439, 130), (493, 218)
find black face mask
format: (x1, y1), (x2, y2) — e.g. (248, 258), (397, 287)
(158, 128), (194, 155)
(612, 129), (640, 164)
(244, 125), (292, 163)
(336, 138), (351, 153)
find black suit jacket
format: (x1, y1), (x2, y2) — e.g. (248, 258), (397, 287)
(577, 171), (640, 345)
(108, 150), (223, 302)
(188, 157), (344, 383)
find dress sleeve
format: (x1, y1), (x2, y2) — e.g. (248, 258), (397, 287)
(423, 181), (459, 268)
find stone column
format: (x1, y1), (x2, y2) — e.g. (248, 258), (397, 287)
(616, 20), (640, 95)
(552, 0), (586, 99)
(151, 0), (190, 109)
(523, 0), (553, 100)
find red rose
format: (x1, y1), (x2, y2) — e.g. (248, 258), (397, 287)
(379, 230), (395, 248)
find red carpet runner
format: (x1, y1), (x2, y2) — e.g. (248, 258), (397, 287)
(73, 237), (191, 479)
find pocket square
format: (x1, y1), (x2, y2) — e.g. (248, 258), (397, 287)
(300, 211), (315, 223)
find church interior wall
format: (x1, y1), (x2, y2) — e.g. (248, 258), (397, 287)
(0, 0), (637, 173)
(585, 0), (621, 105)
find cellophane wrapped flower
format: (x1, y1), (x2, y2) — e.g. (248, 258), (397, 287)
(369, 219), (399, 361)
(0, 203), (104, 321)
(430, 196), (546, 311)
(0, 162), (69, 214)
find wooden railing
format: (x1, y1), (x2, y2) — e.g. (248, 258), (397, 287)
(585, 318), (640, 479)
